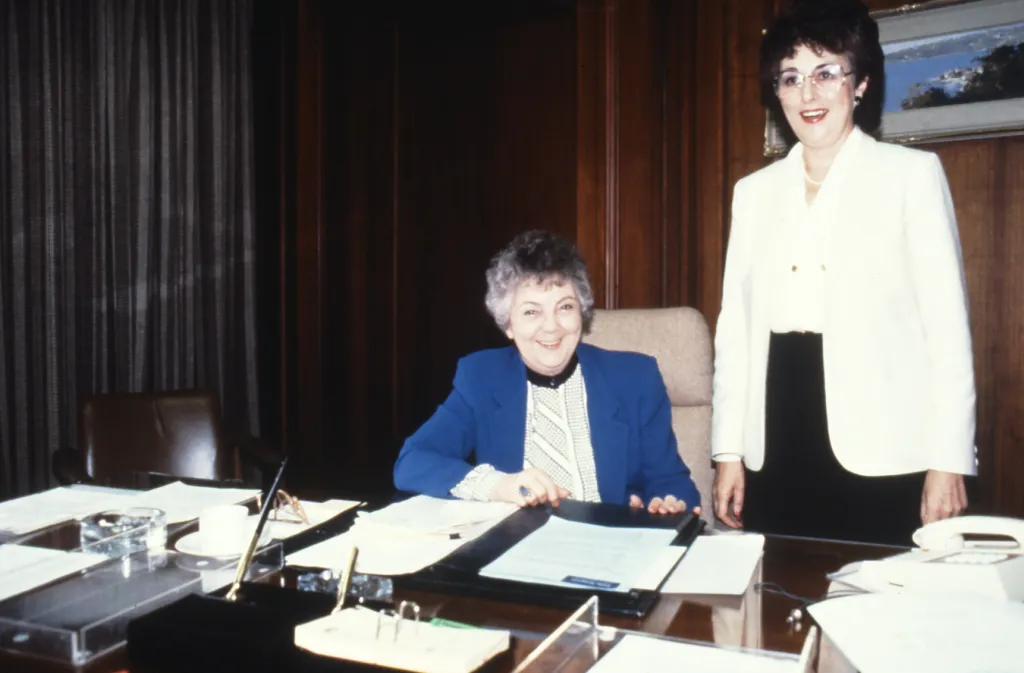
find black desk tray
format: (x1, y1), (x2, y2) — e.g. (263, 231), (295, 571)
(127, 583), (511, 673)
(126, 583), (514, 673)
(395, 500), (705, 618)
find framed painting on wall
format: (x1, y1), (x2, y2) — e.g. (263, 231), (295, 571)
(764, 0), (1024, 156)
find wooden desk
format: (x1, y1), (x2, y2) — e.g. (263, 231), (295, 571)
(2, 527), (897, 673)
(389, 535), (893, 654)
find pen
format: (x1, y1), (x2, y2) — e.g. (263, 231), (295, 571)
(225, 456), (289, 602)
(332, 545), (359, 614)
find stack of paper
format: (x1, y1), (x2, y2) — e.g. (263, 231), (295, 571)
(286, 496), (517, 575)
(0, 487), (137, 536)
(636, 532), (765, 595)
(808, 593), (1024, 673)
(0, 481), (264, 538)
(129, 481), (261, 524)
(295, 607), (509, 673)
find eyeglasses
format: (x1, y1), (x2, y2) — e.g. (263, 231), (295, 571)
(775, 64), (853, 99)
(256, 488), (310, 525)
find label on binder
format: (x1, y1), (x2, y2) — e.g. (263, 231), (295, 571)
(562, 575), (620, 590)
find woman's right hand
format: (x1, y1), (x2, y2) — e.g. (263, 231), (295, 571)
(713, 461), (745, 528)
(493, 468), (570, 507)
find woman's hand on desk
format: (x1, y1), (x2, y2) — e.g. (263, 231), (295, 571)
(493, 468), (570, 507)
(921, 469), (967, 524)
(629, 494), (700, 516)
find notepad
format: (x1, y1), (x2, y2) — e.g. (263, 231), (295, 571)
(294, 608), (510, 673)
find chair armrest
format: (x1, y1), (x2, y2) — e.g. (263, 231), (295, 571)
(230, 435), (286, 491)
(52, 447), (94, 485)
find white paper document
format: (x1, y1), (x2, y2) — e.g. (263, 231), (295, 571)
(479, 517), (678, 593)
(286, 496), (516, 575)
(287, 528), (468, 575)
(808, 593), (1024, 673)
(353, 496), (518, 535)
(0, 487), (137, 536)
(0, 545), (110, 603)
(632, 546), (688, 591)
(656, 533), (765, 595)
(129, 481), (261, 524)
(590, 634), (800, 673)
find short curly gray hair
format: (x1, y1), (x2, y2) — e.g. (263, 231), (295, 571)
(484, 230), (595, 334)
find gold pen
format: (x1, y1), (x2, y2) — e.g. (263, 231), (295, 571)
(331, 546), (359, 614)
(225, 457), (289, 602)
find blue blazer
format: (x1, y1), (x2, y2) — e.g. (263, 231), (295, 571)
(394, 343), (700, 508)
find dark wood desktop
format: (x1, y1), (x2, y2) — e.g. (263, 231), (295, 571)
(1, 504), (898, 673)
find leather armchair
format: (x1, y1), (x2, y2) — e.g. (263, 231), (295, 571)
(584, 307), (715, 526)
(52, 390), (282, 490)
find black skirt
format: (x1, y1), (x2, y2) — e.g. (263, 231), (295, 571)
(742, 332), (925, 547)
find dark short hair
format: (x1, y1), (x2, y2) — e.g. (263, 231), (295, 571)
(760, 0), (884, 134)
(484, 230), (595, 334)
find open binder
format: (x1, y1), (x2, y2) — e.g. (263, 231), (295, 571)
(395, 500), (704, 617)
(294, 605), (510, 673)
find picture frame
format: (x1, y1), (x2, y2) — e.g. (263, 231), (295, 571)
(763, 0), (1024, 156)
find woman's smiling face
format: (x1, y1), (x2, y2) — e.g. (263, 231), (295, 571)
(504, 278), (582, 376)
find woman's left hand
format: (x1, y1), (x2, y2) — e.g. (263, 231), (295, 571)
(630, 494), (701, 516)
(920, 470), (967, 524)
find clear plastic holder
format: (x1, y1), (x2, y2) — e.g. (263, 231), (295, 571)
(512, 594), (818, 673)
(512, 595), (601, 673)
(0, 515), (285, 667)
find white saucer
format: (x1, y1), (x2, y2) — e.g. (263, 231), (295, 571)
(173, 528), (272, 559)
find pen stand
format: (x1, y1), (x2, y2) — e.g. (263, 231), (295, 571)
(126, 542), (314, 673)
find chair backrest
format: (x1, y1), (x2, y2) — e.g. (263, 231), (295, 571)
(79, 390), (234, 486)
(583, 307), (715, 525)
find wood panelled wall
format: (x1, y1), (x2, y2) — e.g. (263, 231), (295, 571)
(267, 0), (1024, 516)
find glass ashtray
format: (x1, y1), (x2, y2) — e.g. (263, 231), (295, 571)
(79, 507), (168, 557)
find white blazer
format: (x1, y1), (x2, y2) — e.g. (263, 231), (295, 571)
(711, 127), (977, 477)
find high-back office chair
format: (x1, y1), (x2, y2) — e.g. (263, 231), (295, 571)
(52, 390), (279, 489)
(584, 307), (716, 526)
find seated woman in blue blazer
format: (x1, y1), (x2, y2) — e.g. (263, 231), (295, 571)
(394, 230), (701, 515)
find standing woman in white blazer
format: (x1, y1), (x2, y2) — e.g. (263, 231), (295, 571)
(711, 0), (977, 546)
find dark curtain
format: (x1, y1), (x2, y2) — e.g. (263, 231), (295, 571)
(0, 0), (259, 499)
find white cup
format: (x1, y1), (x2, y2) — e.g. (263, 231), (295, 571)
(198, 504), (249, 556)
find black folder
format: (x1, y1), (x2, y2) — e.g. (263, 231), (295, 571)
(394, 499), (705, 617)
